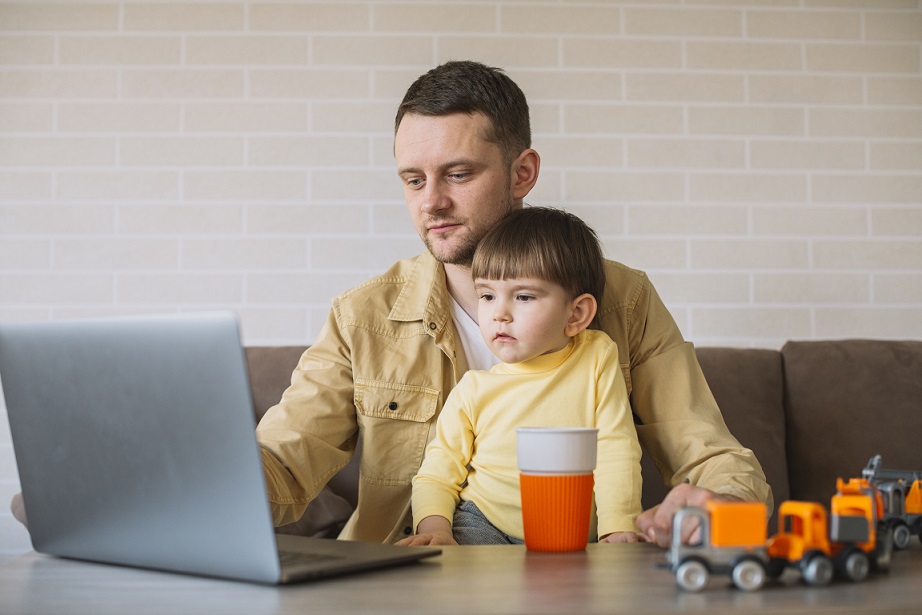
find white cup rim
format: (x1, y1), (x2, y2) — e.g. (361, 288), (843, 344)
(516, 427), (598, 473)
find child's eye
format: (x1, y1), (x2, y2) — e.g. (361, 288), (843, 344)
(516, 294), (534, 302)
(479, 293), (494, 302)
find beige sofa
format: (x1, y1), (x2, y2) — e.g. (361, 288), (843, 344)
(245, 339), (922, 537)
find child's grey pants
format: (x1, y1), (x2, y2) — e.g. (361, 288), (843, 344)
(452, 500), (525, 546)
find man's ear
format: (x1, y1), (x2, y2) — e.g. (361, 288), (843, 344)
(511, 149), (540, 201)
(564, 293), (598, 337)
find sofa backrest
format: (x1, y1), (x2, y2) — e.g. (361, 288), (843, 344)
(781, 339), (922, 506)
(245, 340), (922, 537)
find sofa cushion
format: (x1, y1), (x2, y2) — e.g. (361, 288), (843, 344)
(782, 339), (922, 506)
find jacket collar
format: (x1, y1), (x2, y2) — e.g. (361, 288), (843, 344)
(388, 251), (451, 336)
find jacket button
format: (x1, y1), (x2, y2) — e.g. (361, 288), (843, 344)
(428, 322), (437, 330)
(404, 526), (412, 535)
(388, 401), (398, 411)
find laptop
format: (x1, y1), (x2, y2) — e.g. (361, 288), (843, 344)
(0, 311), (440, 584)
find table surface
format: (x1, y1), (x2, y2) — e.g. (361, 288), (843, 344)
(1, 542), (921, 615)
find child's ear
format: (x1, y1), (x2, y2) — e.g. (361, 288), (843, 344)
(564, 293), (597, 337)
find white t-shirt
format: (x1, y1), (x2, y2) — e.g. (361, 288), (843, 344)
(449, 296), (501, 372)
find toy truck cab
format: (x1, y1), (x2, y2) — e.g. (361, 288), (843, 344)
(766, 478), (892, 586)
(666, 501), (768, 592)
(766, 501), (835, 585)
(833, 477), (893, 574)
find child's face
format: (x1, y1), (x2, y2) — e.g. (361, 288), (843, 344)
(475, 277), (576, 364)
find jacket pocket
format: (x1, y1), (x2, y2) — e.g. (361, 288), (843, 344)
(354, 379), (439, 485)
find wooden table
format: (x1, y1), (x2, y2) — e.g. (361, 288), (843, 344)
(1, 542), (921, 615)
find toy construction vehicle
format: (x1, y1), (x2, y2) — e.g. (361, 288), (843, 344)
(862, 454), (922, 550)
(765, 477), (892, 586)
(664, 500), (769, 592)
(666, 477), (893, 592)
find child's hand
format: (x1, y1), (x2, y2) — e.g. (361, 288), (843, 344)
(599, 531), (650, 544)
(395, 515), (457, 546)
(396, 530), (458, 546)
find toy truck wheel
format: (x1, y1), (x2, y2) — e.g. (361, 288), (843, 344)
(675, 560), (709, 592)
(802, 554), (833, 586)
(841, 551), (870, 582)
(731, 559), (766, 592)
(892, 523), (911, 550)
(766, 558), (786, 579)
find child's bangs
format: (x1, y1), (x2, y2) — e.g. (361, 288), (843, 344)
(473, 241), (546, 282)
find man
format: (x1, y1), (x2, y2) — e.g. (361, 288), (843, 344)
(256, 60), (772, 547)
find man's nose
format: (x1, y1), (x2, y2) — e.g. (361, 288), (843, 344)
(421, 181), (450, 213)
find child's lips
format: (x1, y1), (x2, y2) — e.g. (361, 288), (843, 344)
(494, 333), (515, 342)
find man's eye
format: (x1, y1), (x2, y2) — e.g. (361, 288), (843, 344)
(405, 178), (423, 188)
(448, 172), (468, 181)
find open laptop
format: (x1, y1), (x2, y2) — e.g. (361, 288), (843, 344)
(0, 311), (440, 584)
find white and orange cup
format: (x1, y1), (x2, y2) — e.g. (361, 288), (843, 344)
(516, 427), (597, 553)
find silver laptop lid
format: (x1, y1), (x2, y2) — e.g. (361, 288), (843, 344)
(0, 312), (282, 583)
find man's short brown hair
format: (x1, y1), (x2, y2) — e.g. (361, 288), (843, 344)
(471, 207), (606, 305)
(395, 60), (531, 166)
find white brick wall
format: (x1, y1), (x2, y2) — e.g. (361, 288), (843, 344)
(1, 0), (921, 558)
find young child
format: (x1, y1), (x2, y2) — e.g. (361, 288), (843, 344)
(398, 207), (645, 546)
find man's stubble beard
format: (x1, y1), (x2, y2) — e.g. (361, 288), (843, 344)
(425, 183), (517, 268)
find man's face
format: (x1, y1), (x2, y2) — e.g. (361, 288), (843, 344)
(395, 112), (517, 267)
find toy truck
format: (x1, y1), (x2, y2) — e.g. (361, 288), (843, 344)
(862, 454), (922, 550)
(765, 477), (892, 586)
(665, 500), (769, 592)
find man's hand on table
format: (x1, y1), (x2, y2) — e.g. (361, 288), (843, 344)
(636, 483), (742, 548)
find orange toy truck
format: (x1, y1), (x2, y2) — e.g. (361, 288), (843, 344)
(765, 477), (892, 586)
(666, 477), (893, 592)
(665, 500), (769, 592)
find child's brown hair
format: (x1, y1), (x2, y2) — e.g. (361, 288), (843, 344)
(471, 207), (605, 306)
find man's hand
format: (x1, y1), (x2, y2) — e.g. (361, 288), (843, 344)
(395, 515), (458, 546)
(10, 492), (27, 528)
(635, 483), (741, 548)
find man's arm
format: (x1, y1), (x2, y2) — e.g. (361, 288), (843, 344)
(256, 301), (358, 527)
(629, 338), (772, 505)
